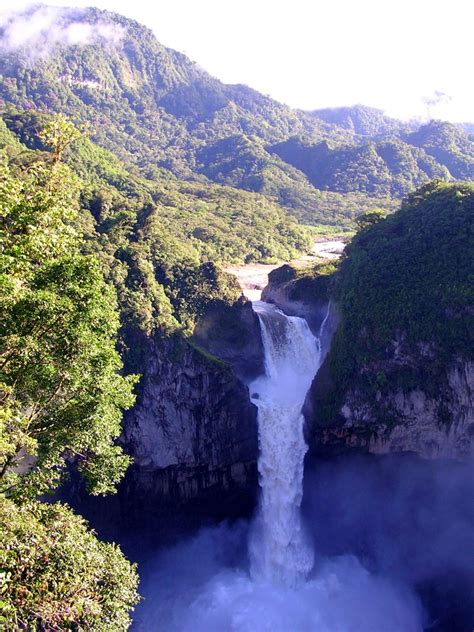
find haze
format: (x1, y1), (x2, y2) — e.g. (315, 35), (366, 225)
(1, 0), (472, 122)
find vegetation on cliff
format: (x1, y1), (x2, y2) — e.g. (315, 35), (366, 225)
(317, 181), (474, 425)
(0, 118), (139, 627)
(0, 111), (266, 631)
(335, 182), (473, 353)
(264, 259), (338, 307)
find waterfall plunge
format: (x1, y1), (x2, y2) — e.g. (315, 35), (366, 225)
(135, 301), (424, 632)
(249, 301), (328, 586)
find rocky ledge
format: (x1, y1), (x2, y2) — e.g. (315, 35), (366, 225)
(116, 331), (259, 526)
(305, 347), (474, 462)
(261, 263), (335, 335)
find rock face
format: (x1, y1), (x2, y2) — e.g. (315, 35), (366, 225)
(192, 296), (264, 380)
(261, 264), (334, 334)
(262, 263), (474, 463)
(262, 268), (473, 463)
(119, 334), (259, 524)
(303, 184), (474, 463)
(305, 350), (474, 461)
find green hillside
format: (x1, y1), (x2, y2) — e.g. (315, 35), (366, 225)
(1, 6), (472, 229)
(317, 181), (474, 425)
(270, 131), (454, 197)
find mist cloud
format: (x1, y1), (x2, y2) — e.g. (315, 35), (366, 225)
(133, 521), (423, 632)
(0, 5), (124, 57)
(130, 455), (474, 631)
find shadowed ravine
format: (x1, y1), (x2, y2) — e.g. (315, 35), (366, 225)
(131, 303), (424, 631)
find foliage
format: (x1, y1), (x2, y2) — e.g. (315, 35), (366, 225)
(0, 141), (136, 499)
(0, 117), (139, 631)
(320, 181), (474, 422)
(269, 133), (457, 198)
(0, 496), (139, 631)
(1, 7), (471, 231)
(0, 109), (312, 345)
(355, 208), (387, 230)
(407, 120), (474, 180)
(309, 105), (410, 136)
(38, 114), (83, 164)
(155, 261), (242, 332)
(334, 181), (473, 353)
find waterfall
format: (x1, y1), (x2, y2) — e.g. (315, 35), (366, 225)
(138, 299), (424, 632)
(249, 301), (329, 586)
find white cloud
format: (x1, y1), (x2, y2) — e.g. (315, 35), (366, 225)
(0, 5), (125, 57)
(0, 0), (473, 121)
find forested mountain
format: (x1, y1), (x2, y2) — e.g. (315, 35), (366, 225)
(1, 6), (473, 630)
(1, 5), (473, 229)
(308, 105), (411, 137)
(270, 132), (451, 197)
(406, 120), (474, 179)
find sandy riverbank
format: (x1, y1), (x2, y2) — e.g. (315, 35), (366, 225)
(225, 240), (345, 300)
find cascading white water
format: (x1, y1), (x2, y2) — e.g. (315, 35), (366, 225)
(249, 301), (329, 586)
(139, 300), (424, 632)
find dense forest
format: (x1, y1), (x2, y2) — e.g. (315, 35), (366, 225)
(0, 6), (473, 229)
(0, 4), (473, 630)
(322, 180), (474, 424)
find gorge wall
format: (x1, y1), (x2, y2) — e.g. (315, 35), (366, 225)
(264, 183), (474, 464)
(70, 183), (472, 539)
(119, 333), (259, 525)
(305, 350), (474, 461)
(265, 272), (474, 461)
(109, 298), (264, 529)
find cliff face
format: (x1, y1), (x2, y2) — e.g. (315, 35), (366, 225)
(119, 334), (259, 523)
(305, 350), (474, 461)
(261, 263), (336, 335)
(192, 297), (264, 380)
(303, 182), (474, 463)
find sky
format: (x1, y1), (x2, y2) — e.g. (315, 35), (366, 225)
(1, 0), (473, 122)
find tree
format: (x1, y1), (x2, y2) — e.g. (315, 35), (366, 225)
(0, 123), (136, 499)
(38, 114), (83, 164)
(355, 208), (387, 231)
(0, 496), (139, 630)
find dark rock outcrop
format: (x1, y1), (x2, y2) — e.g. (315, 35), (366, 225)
(62, 328), (260, 539)
(261, 264), (333, 334)
(192, 296), (264, 380)
(118, 333), (259, 525)
(66, 294), (264, 535)
(305, 345), (474, 461)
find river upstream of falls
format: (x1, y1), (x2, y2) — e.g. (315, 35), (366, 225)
(132, 301), (426, 631)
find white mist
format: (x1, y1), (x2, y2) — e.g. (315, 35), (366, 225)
(134, 302), (424, 632)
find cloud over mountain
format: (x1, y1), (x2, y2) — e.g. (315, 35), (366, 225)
(0, 5), (124, 57)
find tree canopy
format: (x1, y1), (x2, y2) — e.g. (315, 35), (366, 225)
(0, 117), (140, 629)
(0, 140), (136, 499)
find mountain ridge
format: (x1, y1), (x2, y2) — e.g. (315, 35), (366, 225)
(1, 5), (473, 228)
